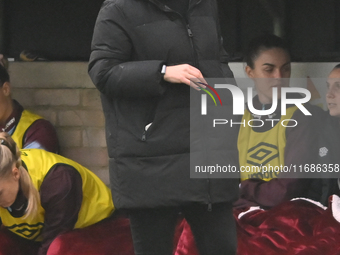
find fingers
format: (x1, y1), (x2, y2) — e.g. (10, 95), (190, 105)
(164, 64), (208, 91)
(185, 64), (203, 79)
(188, 79), (202, 91)
(191, 78), (208, 90)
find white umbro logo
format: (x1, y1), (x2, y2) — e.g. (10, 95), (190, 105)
(319, 147), (328, 157)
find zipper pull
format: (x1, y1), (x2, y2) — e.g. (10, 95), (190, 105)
(187, 24), (193, 37)
(142, 122), (152, 141)
(207, 203), (212, 212)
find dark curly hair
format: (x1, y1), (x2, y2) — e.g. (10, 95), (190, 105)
(244, 33), (290, 69)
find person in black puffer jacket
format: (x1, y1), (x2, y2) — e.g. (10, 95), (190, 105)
(88, 0), (239, 254)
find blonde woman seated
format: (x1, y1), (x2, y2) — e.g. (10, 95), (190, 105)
(0, 132), (114, 255)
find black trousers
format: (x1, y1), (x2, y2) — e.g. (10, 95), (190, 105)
(128, 202), (237, 255)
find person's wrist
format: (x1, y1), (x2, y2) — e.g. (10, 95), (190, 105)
(161, 65), (167, 79)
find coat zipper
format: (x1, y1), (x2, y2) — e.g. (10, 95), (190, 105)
(187, 24), (193, 37)
(185, 23), (199, 68)
(148, 0), (199, 68)
(142, 122), (153, 141)
(147, 0), (210, 206)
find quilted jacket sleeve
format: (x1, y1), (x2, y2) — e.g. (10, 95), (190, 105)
(88, 1), (166, 99)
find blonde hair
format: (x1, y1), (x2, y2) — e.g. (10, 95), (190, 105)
(0, 132), (40, 218)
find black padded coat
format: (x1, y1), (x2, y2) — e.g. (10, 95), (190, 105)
(88, 0), (239, 209)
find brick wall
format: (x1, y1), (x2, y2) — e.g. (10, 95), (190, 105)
(8, 62), (110, 185)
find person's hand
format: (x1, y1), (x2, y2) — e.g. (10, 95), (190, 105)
(164, 64), (206, 91)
